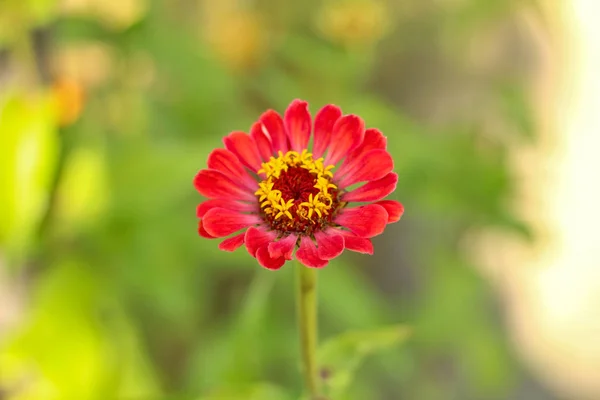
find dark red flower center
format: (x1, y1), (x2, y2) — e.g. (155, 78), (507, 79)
(254, 150), (341, 236)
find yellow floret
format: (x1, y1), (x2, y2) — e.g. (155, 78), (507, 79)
(256, 149), (336, 223)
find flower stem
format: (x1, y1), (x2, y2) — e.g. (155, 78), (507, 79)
(296, 263), (320, 399)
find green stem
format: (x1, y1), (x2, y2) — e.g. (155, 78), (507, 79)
(296, 263), (320, 399)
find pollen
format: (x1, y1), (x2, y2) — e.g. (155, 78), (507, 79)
(254, 150), (340, 235)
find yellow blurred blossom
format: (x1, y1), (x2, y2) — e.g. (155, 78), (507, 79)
(59, 0), (146, 30)
(200, 0), (268, 71)
(51, 77), (85, 126)
(316, 0), (392, 48)
(52, 42), (113, 88)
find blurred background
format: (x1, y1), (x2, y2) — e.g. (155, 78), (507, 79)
(1, 0), (599, 399)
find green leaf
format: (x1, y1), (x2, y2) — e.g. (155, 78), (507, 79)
(318, 325), (411, 398)
(0, 92), (59, 266)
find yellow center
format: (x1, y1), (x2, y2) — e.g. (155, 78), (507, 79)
(254, 150), (338, 233)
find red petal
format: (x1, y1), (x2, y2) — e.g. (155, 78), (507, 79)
(207, 148), (257, 191)
(339, 232), (373, 254)
(202, 208), (260, 237)
(245, 226), (276, 256)
(335, 204), (388, 238)
(313, 104), (342, 159)
(342, 173), (398, 203)
(342, 128), (387, 171)
(223, 131), (263, 172)
(285, 100), (312, 152)
(194, 169), (255, 201)
(256, 246), (286, 270)
(218, 233), (245, 252)
(198, 220), (217, 238)
(296, 236), (328, 268)
(315, 230), (345, 260)
(250, 121), (273, 161)
(336, 149), (394, 188)
(324, 115), (365, 166)
(196, 199), (256, 218)
(268, 234), (297, 260)
(376, 200), (404, 223)
(353, 128), (387, 154)
(260, 110), (289, 153)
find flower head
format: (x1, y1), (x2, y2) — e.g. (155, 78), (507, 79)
(194, 100), (404, 269)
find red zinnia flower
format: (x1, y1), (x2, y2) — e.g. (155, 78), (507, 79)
(194, 100), (404, 269)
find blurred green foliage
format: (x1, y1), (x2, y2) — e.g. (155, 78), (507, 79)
(0, 0), (541, 399)
(0, 93), (59, 266)
(318, 325), (410, 399)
